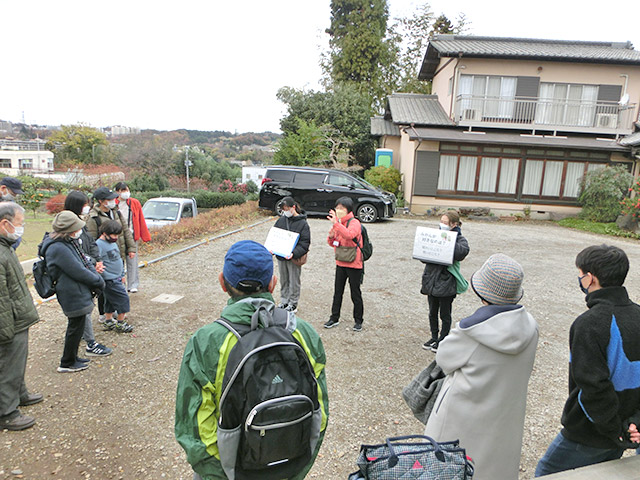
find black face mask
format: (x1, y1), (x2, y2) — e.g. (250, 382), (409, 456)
(106, 236), (118, 243)
(578, 275), (590, 295)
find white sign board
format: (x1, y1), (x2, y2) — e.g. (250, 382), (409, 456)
(264, 227), (300, 258)
(412, 226), (458, 265)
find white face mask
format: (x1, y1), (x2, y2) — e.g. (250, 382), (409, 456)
(283, 210), (293, 218)
(120, 192), (130, 200)
(71, 230), (83, 240)
(106, 200), (117, 209)
(82, 205), (91, 215)
(439, 223), (450, 231)
(4, 221), (24, 240)
(1, 192), (15, 202)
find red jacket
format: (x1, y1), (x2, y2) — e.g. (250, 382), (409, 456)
(327, 212), (363, 269)
(117, 197), (151, 242)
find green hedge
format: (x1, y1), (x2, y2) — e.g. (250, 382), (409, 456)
(134, 190), (246, 209)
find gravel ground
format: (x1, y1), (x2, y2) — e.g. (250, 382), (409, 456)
(2, 215), (640, 479)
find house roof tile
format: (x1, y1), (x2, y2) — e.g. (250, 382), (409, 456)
(620, 131), (640, 146)
(419, 35), (640, 80)
(370, 117), (400, 136)
(387, 93), (454, 126)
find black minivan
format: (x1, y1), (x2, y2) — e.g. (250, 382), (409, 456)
(258, 166), (396, 223)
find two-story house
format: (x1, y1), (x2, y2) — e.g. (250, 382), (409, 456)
(0, 140), (54, 175)
(371, 36), (640, 216)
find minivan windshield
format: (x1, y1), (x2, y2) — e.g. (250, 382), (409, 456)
(143, 201), (180, 221)
(353, 174), (381, 191)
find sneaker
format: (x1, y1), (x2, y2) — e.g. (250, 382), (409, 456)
(352, 323), (362, 332)
(129, 287), (138, 293)
(19, 393), (44, 407)
(86, 341), (113, 356)
(102, 318), (117, 331)
(0, 413), (35, 431)
(98, 314), (107, 324)
(76, 357), (90, 363)
(422, 338), (438, 351)
(430, 342), (439, 353)
(277, 303), (288, 309)
(324, 318), (340, 329)
(285, 304), (298, 313)
(57, 361), (89, 373)
(114, 321), (134, 333)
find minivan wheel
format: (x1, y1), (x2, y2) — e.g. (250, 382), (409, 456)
(357, 203), (377, 223)
(274, 198), (285, 216)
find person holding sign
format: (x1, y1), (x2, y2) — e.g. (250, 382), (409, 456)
(272, 197), (310, 313)
(325, 197), (364, 332)
(420, 211), (469, 352)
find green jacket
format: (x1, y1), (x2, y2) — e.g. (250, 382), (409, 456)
(0, 236), (39, 344)
(175, 293), (329, 479)
(85, 205), (136, 260)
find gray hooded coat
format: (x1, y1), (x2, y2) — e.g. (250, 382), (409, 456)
(424, 304), (538, 480)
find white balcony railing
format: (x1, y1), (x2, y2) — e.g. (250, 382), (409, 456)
(454, 95), (636, 134)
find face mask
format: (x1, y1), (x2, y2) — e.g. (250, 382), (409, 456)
(1, 192), (15, 202)
(439, 223), (450, 231)
(71, 230), (83, 240)
(578, 274), (590, 295)
(82, 205), (91, 215)
(106, 235), (118, 243)
(335, 209), (347, 219)
(283, 210), (293, 218)
(4, 221), (24, 240)
(106, 200), (117, 209)
(120, 192), (130, 200)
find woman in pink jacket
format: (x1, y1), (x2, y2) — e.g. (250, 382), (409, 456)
(325, 197), (364, 332)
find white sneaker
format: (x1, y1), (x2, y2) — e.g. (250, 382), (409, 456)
(98, 315), (107, 324)
(129, 288), (138, 293)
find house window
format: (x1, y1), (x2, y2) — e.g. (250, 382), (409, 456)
(564, 162), (586, 198)
(19, 158), (33, 169)
(438, 155), (458, 190)
(522, 160), (544, 195)
(459, 75), (517, 119)
(0, 159), (11, 168)
(535, 83), (598, 126)
(478, 157), (499, 193)
(47, 158), (54, 170)
(498, 159), (519, 194)
(457, 156), (477, 191)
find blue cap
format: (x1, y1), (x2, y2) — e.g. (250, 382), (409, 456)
(223, 240), (273, 290)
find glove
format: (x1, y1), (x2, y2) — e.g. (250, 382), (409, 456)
(614, 435), (639, 449)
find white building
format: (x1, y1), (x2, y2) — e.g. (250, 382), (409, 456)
(241, 165), (267, 187)
(0, 140), (54, 175)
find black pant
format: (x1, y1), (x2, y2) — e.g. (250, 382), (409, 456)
(97, 292), (105, 315)
(61, 315), (86, 367)
(427, 295), (454, 341)
(330, 266), (364, 325)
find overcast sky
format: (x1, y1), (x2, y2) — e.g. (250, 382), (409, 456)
(3, 0), (639, 134)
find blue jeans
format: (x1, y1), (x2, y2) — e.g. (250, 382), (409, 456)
(535, 432), (624, 476)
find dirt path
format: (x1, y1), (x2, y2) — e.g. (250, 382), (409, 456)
(2, 216), (639, 479)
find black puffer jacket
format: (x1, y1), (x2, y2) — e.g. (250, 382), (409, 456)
(273, 212), (311, 261)
(420, 226), (470, 298)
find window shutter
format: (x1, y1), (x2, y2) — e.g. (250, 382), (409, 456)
(413, 151), (440, 196)
(515, 77), (540, 122)
(597, 85), (622, 103)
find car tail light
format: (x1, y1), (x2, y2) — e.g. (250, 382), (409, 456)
(261, 177), (272, 185)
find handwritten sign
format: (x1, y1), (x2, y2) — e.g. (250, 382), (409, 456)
(264, 227), (300, 258)
(412, 226), (458, 265)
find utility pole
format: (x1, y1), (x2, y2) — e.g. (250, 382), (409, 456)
(184, 146), (192, 193)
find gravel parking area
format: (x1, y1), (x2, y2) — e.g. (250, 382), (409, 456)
(2, 215), (639, 479)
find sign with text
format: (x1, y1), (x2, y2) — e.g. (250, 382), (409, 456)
(412, 226), (458, 265)
(264, 227), (300, 258)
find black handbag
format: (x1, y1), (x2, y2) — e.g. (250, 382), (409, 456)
(353, 435), (474, 479)
(402, 360), (446, 424)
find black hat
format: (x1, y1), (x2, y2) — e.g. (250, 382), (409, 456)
(1, 177), (24, 195)
(93, 186), (118, 201)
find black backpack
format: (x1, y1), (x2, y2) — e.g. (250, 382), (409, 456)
(33, 233), (56, 299)
(347, 218), (373, 261)
(215, 307), (321, 480)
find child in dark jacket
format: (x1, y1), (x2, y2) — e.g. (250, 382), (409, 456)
(96, 220), (133, 333)
(420, 210), (469, 352)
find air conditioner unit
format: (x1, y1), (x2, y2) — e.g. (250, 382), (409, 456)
(462, 109), (479, 121)
(595, 113), (618, 128)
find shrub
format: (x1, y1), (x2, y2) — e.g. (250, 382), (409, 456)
(621, 178), (640, 218)
(128, 174), (170, 192)
(364, 166), (402, 195)
(135, 189), (245, 209)
(578, 165), (633, 222)
(246, 180), (258, 194)
(45, 194), (67, 215)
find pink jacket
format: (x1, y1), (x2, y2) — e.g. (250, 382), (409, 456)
(327, 212), (363, 269)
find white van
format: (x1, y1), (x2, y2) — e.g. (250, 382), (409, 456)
(142, 197), (198, 229)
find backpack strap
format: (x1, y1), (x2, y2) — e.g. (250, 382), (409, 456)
(215, 307), (297, 339)
(345, 217), (362, 250)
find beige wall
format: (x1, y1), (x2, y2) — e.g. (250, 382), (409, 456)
(431, 57), (640, 125)
(431, 58), (458, 118)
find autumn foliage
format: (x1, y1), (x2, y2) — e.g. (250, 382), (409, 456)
(45, 194), (67, 215)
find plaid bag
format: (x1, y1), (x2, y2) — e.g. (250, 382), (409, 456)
(354, 435), (474, 479)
